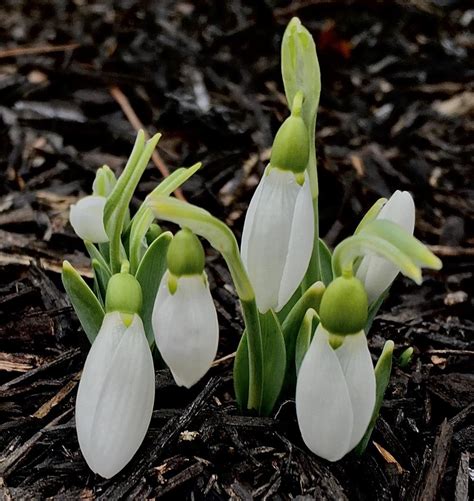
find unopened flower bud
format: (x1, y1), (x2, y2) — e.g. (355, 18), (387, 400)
(270, 92), (309, 175)
(167, 228), (205, 277)
(319, 276), (368, 335)
(105, 271), (143, 316)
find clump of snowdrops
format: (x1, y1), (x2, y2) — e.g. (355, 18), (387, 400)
(64, 18), (442, 477)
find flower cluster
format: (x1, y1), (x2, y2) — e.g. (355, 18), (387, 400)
(64, 17), (441, 477)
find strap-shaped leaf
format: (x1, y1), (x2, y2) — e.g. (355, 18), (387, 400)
(234, 330), (250, 411)
(62, 261), (104, 344)
(295, 308), (318, 375)
(259, 309), (286, 416)
(319, 238), (333, 286)
(104, 131), (161, 272)
(354, 340), (394, 455)
(84, 241), (112, 299)
(281, 281), (325, 392)
(354, 198), (387, 235)
(136, 231), (172, 346)
(129, 207), (155, 275)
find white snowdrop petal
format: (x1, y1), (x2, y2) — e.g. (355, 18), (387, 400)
(87, 315), (155, 478)
(335, 331), (376, 451)
(75, 312), (126, 473)
(241, 168), (301, 313)
(152, 273), (219, 388)
(357, 191), (416, 303)
(296, 324), (353, 462)
(277, 173), (314, 310)
(76, 314), (155, 478)
(69, 195), (109, 243)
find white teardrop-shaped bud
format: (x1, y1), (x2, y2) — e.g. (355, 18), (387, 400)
(69, 195), (109, 243)
(296, 324), (376, 461)
(241, 167), (314, 313)
(152, 271), (219, 388)
(75, 312), (155, 478)
(357, 190), (415, 303)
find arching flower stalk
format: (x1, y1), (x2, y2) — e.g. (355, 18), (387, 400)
(357, 190), (416, 303)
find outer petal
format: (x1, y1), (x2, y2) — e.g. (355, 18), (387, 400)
(152, 273), (218, 388)
(357, 191), (415, 303)
(241, 168), (301, 313)
(335, 331), (376, 451)
(69, 195), (109, 243)
(296, 324), (353, 462)
(277, 172), (314, 310)
(76, 313), (155, 478)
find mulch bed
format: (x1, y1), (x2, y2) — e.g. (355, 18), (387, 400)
(0, 1), (472, 499)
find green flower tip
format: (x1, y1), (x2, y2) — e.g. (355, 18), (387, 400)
(270, 101), (309, 174)
(319, 276), (368, 335)
(105, 271), (143, 315)
(167, 228), (205, 277)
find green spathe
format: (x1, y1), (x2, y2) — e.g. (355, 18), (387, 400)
(105, 272), (143, 315)
(167, 228), (205, 277)
(92, 165), (117, 197)
(319, 276), (368, 335)
(270, 93), (309, 174)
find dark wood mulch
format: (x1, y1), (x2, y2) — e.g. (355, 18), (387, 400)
(0, 1), (472, 499)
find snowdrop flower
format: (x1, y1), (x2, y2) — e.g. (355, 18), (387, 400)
(70, 195), (109, 243)
(296, 324), (376, 461)
(296, 275), (375, 461)
(152, 229), (218, 388)
(241, 93), (314, 313)
(76, 271), (155, 478)
(357, 190), (415, 303)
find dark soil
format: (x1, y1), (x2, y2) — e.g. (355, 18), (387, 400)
(0, 1), (473, 499)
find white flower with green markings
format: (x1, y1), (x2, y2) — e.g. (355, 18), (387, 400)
(152, 229), (219, 388)
(75, 272), (155, 478)
(241, 93), (314, 313)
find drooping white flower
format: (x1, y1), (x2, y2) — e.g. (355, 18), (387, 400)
(241, 167), (314, 313)
(69, 195), (109, 243)
(296, 324), (376, 462)
(75, 312), (155, 478)
(357, 190), (415, 303)
(152, 271), (218, 388)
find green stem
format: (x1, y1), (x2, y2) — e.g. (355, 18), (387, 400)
(147, 196), (264, 411)
(303, 114), (321, 288)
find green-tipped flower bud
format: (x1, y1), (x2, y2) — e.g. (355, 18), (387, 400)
(105, 271), (143, 315)
(319, 276), (368, 335)
(93, 165), (117, 197)
(270, 92), (309, 174)
(167, 228), (205, 277)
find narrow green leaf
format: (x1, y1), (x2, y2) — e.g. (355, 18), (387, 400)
(136, 231), (172, 346)
(295, 308), (318, 375)
(365, 287), (389, 333)
(354, 340), (394, 455)
(398, 347), (414, 368)
(234, 331), (250, 411)
(354, 198), (387, 235)
(84, 241), (112, 299)
(281, 281), (325, 392)
(104, 131), (161, 272)
(62, 261), (105, 344)
(129, 207), (155, 275)
(259, 310), (286, 416)
(319, 238), (333, 286)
